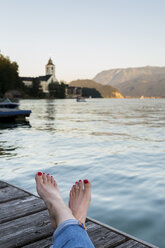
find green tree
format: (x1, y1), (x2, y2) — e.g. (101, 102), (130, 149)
(48, 81), (66, 98)
(82, 87), (102, 98)
(59, 82), (66, 98)
(0, 54), (24, 97)
(48, 82), (57, 97)
(30, 78), (41, 97)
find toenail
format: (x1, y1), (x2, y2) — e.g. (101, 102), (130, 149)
(84, 179), (89, 184)
(75, 182), (78, 184)
(43, 173), (45, 174)
(37, 172), (42, 176)
(79, 180), (82, 182)
(47, 173), (49, 175)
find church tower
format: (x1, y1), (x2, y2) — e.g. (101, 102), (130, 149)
(45, 58), (57, 81)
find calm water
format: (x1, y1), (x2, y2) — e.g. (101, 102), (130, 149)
(0, 99), (165, 247)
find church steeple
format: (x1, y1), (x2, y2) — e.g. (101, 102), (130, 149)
(47, 58), (54, 66)
(46, 58), (55, 76)
(45, 58), (57, 83)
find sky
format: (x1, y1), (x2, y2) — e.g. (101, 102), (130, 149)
(1, 0), (165, 82)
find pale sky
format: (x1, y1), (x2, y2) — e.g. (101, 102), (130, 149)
(1, 0), (165, 82)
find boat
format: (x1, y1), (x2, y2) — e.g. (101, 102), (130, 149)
(0, 98), (31, 122)
(0, 98), (19, 109)
(76, 96), (86, 102)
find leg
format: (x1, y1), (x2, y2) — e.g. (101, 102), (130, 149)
(35, 173), (94, 247)
(35, 172), (75, 229)
(69, 179), (91, 227)
(53, 178), (94, 248)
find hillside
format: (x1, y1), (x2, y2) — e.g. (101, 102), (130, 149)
(93, 66), (165, 97)
(69, 79), (123, 98)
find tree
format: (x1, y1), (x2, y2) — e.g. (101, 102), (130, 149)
(48, 81), (66, 98)
(59, 82), (66, 98)
(0, 54), (24, 97)
(30, 78), (41, 97)
(82, 87), (102, 98)
(48, 82), (57, 97)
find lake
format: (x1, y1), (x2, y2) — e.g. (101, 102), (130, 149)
(0, 98), (165, 247)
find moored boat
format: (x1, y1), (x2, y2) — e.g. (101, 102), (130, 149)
(0, 98), (31, 122)
(76, 96), (86, 102)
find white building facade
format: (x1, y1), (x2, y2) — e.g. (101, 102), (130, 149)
(21, 58), (58, 93)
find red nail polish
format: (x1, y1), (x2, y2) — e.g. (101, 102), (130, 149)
(47, 173), (49, 175)
(37, 172), (42, 176)
(76, 182), (78, 184)
(79, 180), (82, 182)
(84, 179), (89, 184)
(43, 173), (45, 174)
(51, 176), (53, 178)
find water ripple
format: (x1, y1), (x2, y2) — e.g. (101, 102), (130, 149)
(0, 99), (165, 247)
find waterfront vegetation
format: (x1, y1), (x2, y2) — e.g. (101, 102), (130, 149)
(0, 54), (24, 98)
(0, 53), (106, 100)
(0, 54), (66, 99)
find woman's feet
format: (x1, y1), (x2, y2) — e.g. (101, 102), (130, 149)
(35, 172), (75, 229)
(35, 172), (91, 230)
(69, 179), (91, 226)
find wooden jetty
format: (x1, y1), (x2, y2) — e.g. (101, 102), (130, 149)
(0, 110), (31, 122)
(0, 180), (158, 248)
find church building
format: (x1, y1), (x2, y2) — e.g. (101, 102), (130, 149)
(21, 58), (58, 93)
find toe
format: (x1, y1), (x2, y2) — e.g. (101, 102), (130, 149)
(75, 181), (79, 190)
(83, 179), (91, 193)
(42, 173), (47, 183)
(47, 174), (51, 182)
(51, 176), (54, 184)
(35, 172), (43, 184)
(70, 190), (72, 198)
(53, 179), (57, 187)
(75, 182), (79, 195)
(51, 176), (57, 187)
(72, 185), (76, 196)
(78, 180), (83, 191)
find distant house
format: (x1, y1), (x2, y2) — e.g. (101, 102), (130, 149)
(4, 90), (22, 99)
(65, 85), (82, 98)
(21, 58), (58, 93)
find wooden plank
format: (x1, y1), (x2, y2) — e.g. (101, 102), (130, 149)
(0, 181), (8, 188)
(86, 220), (101, 232)
(23, 237), (53, 248)
(86, 221), (126, 248)
(0, 210), (54, 248)
(0, 196), (46, 224)
(0, 185), (29, 203)
(0, 181), (158, 248)
(87, 217), (158, 248)
(115, 240), (148, 248)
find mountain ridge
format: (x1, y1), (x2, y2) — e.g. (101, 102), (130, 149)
(69, 79), (124, 98)
(93, 66), (165, 97)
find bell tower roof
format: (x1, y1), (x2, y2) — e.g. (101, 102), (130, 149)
(47, 58), (54, 65)
(45, 58), (56, 81)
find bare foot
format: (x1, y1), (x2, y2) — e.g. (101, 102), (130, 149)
(69, 179), (91, 226)
(35, 172), (75, 229)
